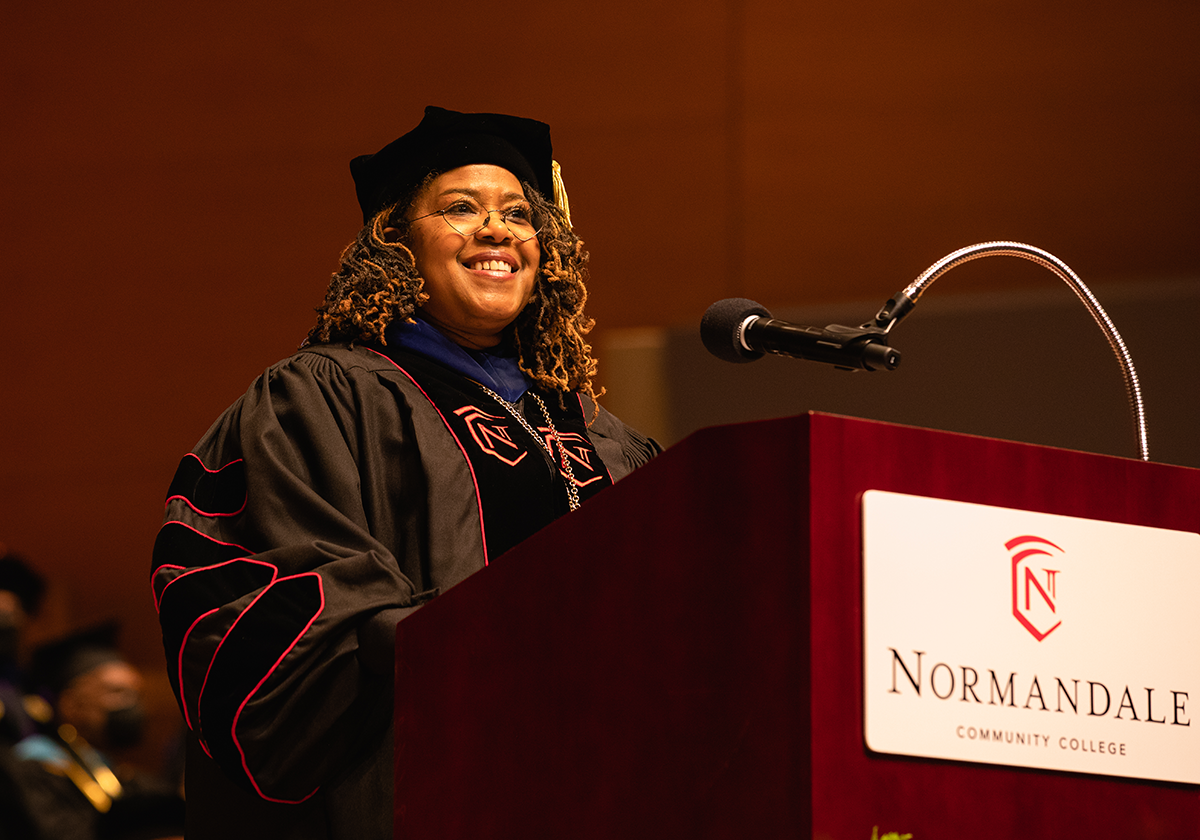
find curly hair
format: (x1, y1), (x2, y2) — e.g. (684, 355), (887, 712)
(304, 178), (602, 404)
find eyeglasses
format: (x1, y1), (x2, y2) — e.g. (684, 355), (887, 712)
(408, 196), (541, 242)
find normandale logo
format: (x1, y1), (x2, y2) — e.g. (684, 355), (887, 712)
(885, 649), (1191, 727)
(1008, 535), (1062, 641)
(454, 405), (529, 466)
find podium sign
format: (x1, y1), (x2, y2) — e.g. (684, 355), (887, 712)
(862, 490), (1200, 784)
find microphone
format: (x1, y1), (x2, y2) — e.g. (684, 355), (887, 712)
(700, 298), (901, 371)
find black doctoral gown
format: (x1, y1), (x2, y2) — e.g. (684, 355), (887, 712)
(151, 343), (658, 839)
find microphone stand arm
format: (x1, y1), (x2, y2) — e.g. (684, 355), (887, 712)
(867, 241), (1149, 462)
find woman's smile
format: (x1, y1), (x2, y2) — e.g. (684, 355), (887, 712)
(406, 164), (540, 348)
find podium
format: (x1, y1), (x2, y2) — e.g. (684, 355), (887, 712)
(394, 413), (1199, 838)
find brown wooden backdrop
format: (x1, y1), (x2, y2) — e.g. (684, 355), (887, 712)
(2, 0), (1197, 776)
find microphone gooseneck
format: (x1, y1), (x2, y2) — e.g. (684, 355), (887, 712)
(876, 241), (1149, 461)
(698, 241), (1149, 461)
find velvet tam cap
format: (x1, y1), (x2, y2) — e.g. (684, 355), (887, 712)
(28, 622), (123, 695)
(351, 106), (554, 224)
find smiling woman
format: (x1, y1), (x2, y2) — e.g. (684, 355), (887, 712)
(306, 108), (601, 402)
(150, 106), (659, 840)
(401, 165), (542, 347)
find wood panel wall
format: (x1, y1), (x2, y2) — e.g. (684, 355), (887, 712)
(2, 0), (1196, 720)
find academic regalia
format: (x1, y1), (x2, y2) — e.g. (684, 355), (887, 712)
(13, 624), (182, 840)
(151, 340), (659, 839)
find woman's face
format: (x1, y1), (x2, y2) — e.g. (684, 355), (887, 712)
(405, 164), (541, 348)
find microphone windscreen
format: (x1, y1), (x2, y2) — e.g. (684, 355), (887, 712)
(700, 298), (771, 363)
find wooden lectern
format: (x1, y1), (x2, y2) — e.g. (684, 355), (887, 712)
(394, 413), (1198, 838)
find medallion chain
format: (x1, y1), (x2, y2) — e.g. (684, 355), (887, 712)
(477, 385), (581, 512)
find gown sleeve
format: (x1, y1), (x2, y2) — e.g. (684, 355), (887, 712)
(579, 394), (663, 481)
(151, 350), (433, 804)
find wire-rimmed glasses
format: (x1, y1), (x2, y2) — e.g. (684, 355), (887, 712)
(408, 196), (541, 242)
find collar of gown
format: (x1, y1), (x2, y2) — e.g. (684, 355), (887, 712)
(383, 317), (532, 402)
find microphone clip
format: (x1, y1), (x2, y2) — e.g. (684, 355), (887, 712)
(740, 316), (901, 371)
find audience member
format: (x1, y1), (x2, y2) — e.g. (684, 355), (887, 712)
(14, 623), (182, 840)
(0, 549), (48, 746)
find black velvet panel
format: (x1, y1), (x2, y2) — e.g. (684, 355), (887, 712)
(196, 574), (324, 800)
(152, 522), (255, 601)
(374, 347), (613, 561)
(165, 454), (247, 515)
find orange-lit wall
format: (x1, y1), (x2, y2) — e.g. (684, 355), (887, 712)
(3, 2), (1197, 679)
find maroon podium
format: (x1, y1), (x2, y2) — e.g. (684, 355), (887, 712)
(394, 413), (1199, 838)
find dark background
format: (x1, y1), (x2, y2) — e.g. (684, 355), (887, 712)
(3, 0), (1197, 766)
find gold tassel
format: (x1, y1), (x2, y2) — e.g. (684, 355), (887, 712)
(551, 160), (572, 228)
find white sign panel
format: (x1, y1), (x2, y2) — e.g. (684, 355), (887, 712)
(862, 490), (1200, 784)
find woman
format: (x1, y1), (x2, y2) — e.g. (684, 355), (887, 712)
(151, 107), (659, 839)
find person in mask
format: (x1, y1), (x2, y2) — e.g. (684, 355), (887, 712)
(14, 622), (178, 840)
